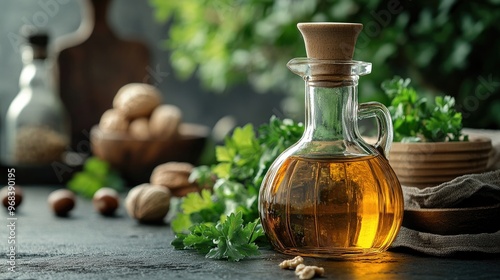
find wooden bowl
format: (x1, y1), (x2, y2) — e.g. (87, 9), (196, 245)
(389, 136), (493, 188)
(403, 204), (500, 235)
(91, 123), (209, 185)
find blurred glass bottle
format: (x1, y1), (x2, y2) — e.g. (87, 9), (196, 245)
(2, 27), (69, 166)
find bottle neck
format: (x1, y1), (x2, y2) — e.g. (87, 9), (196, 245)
(19, 46), (53, 92)
(22, 45), (47, 63)
(303, 77), (360, 142)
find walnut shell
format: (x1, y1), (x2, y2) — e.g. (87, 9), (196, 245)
(113, 83), (162, 119)
(99, 109), (129, 132)
(149, 104), (182, 140)
(125, 183), (171, 223)
(129, 118), (150, 140)
(150, 162), (198, 197)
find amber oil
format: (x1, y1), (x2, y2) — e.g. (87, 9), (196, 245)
(259, 154), (404, 258)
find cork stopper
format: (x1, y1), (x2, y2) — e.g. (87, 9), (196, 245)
(297, 22), (363, 60)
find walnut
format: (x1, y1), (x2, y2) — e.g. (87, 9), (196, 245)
(99, 109), (129, 132)
(148, 104), (182, 140)
(279, 256), (304, 269)
(125, 183), (171, 223)
(113, 83), (162, 119)
(129, 118), (150, 140)
(279, 256), (325, 279)
(150, 162), (198, 197)
(295, 264), (324, 280)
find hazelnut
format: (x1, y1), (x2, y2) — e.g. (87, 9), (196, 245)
(48, 189), (76, 216)
(93, 188), (120, 216)
(149, 104), (182, 140)
(1, 185), (23, 210)
(129, 118), (150, 140)
(99, 109), (129, 132)
(150, 162), (198, 197)
(113, 83), (162, 119)
(125, 183), (171, 223)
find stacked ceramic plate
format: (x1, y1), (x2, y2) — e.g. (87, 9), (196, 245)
(389, 136), (493, 188)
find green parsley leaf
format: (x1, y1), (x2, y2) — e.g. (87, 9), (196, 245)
(382, 76), (467, 142)
(171, 213), (192, 235)
(66, 157), (124, 198)
(181, 189), (214, 214)
(171, 116), (303, 261)
(172, 190), (224, 234)
(173, 212), (264, 262)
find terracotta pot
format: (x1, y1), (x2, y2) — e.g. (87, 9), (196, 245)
(389, 136), (493, 188)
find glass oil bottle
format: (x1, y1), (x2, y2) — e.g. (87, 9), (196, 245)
(258, 23), (404, 259)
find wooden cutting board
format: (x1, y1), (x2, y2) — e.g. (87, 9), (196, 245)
(56, 0), (150, 151)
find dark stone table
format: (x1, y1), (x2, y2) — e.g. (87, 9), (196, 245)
(2, 186), (500, 280)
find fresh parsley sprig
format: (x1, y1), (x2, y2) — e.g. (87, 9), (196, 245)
(172, 212), (264, 262)
(171, 116), (304, 261)
(382, 76), (468, 142)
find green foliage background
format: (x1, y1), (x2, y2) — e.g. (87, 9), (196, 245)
(150, 0), (500, 129)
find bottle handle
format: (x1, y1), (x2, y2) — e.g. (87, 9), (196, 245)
(358, 102), (394, 158)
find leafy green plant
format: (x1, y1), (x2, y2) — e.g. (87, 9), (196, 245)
(149, 0), (500, 128)
(67, 157), (125, 198)
(171, 116), (304, 261)
(149, 0), (310, 94)
(382, 76), (468, 142)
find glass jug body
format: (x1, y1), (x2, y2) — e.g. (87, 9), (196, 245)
(258, 59), (404, 259)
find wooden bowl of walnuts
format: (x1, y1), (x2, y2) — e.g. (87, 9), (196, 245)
(90, 83), (209, 184)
